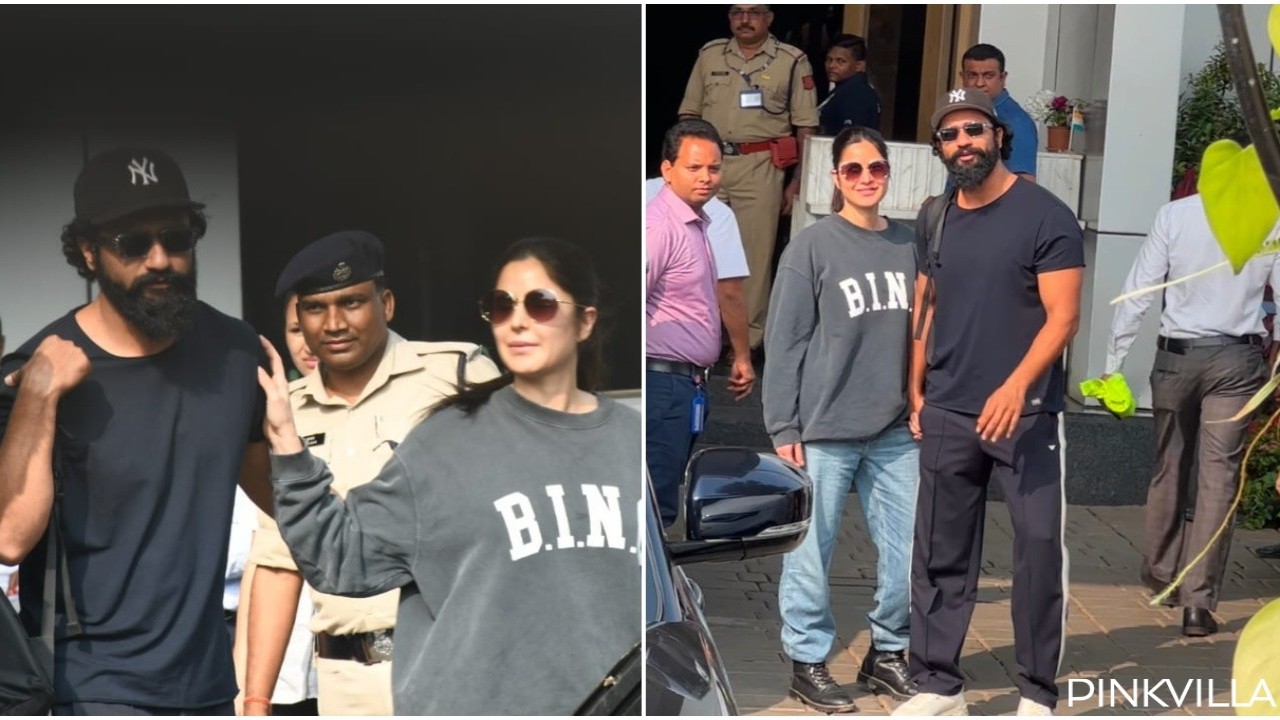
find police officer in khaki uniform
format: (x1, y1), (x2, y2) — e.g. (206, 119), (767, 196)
(679, 4), (820, 350)
(242, 231), (500, 716)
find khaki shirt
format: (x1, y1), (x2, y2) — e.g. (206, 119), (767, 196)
(249, 331), (501, 636)
(678, 35), (819, 142)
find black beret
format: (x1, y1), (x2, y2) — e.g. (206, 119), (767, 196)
(275, 231), (386, 299)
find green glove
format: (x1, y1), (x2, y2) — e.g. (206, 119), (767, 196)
(1079, 373), (1136, 419)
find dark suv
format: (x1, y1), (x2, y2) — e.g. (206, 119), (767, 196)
(644, 448), (813, 715)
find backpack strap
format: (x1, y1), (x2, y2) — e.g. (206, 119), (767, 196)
(913, 187), (957, 341)
(41, 438), (81, 678)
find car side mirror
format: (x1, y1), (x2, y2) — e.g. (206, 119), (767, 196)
(668, 447), (812, 566)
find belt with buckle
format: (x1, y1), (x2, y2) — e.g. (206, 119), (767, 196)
(646, 357), (710, 379)
(721, 140), (773, 157)
(314, 629), (394, 665)
(1157, 334), (1264, 353)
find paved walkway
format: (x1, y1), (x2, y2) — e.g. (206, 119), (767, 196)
(685, 500), (1280, 716)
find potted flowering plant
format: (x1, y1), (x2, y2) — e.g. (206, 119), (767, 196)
(1026, 90), (1086, 151)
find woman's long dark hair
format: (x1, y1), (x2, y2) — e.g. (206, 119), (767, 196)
(829, 126), (890, 213)
(444, 237), (607, 414)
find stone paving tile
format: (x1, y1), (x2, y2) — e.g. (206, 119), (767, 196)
(684, 500), (1280, 717)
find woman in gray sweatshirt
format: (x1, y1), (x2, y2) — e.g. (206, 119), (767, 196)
(256, 238), (640, 715)
(764, 127), (920, 710)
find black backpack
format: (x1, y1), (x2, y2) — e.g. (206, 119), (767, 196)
(0, 450), (80, 715)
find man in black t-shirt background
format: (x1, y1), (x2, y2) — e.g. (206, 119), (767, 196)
(894, 88), (1084, 717)
(0, 148), (273, 715)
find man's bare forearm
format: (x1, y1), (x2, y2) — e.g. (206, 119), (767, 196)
(244, 565), (304, 704)
(0, 386), (59, 564)
(795, 126), (815, 173)
(717, 278), (750, 360)
(1004, 315), (1079, 393)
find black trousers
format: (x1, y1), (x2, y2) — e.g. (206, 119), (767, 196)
(909, 404), (1067, 708)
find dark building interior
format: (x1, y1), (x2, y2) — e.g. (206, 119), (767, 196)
(0, 5), (642, 390)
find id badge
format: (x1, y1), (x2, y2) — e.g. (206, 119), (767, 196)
(690, 384), (707, 434)
(739, 89), (763, 109)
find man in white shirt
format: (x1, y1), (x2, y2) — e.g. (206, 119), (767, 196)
(645, 176), (754, 395)
(1105, 193), (1279, 637)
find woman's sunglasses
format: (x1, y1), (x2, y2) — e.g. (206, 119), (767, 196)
(478, 288), (585, 325)
(835, 160), (890, 182)
(99, 227), (202, 260)
(935, 122), (994, 143)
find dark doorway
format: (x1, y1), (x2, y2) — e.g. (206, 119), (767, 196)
(865, 4), (930, 141)
(0, 5), (642, 390)
(644, 5), (842, 176)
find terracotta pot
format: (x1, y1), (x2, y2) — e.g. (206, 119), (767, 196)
(1046, 125), (1071, 152)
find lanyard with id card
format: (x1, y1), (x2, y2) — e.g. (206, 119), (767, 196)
(737, 55), (774, 110)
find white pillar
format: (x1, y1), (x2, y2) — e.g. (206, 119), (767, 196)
(1070, 5), (1187, 409)
(978, 5), (1053, 112)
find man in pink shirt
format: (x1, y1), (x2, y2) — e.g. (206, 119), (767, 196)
(647, 118), (753, 527)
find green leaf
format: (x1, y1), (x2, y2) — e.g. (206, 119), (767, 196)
(1234, 597), (1280, 715)
(1270, 5), (1280, 57)
(1198, 140), (1280, 272)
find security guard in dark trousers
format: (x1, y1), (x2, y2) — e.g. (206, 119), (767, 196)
(243, 231), (499, 715)
(678, 4), (819, 351)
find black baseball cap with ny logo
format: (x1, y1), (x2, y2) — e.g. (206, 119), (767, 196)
(73, 147), (205, 225)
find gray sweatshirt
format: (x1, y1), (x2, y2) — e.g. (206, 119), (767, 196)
(270, 385), (641, 715)
(763, 214), (916, 445)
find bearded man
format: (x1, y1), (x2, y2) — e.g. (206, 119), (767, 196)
(0, 147), (273, 716)
(892, 89), (1085, 717)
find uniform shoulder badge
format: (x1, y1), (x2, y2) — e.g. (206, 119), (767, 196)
(779, 43), (808, 63)
(699, 38), (730, 53)
(407, 340), (485, 357)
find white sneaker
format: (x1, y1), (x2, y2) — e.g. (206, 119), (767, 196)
(892, 691), (968, 716)
(1016, 697), (1054, 716)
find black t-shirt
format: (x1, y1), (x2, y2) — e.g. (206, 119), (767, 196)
(915, 178), (1085, 415)
(2, 302), (265, 708)
(820, 72), (881, 134)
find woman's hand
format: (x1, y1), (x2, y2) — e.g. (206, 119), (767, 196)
(776, 442), (805, 468)
(256, 336), (304, 455)
(909, 394), (924, 441)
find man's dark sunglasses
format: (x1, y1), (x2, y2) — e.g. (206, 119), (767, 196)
(99, 227), (202, 260)
(935, 122), (994, 143)
(478, 288), (584, 325)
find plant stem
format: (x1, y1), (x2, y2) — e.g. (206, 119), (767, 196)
(1218, 5), (1280, 202)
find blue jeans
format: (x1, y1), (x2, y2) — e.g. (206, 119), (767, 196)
(646, 370), (699, 527)
(780, 424), (919, 661)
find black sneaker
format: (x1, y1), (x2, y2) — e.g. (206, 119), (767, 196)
(790, 661), (858, 713)
(858, 647), (918, 700)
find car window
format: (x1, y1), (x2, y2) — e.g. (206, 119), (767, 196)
(645, 506), (663, 624)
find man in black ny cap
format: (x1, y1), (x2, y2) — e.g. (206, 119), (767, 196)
(893, 90), (1084, 716)
(242, 231), (498, 716)
(0, 147), (274, 715)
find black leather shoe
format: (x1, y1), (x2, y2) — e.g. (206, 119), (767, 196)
(790, 661), (858, 713)
(1183, 607), (1217, 637)
(857, 647), (918, 700)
